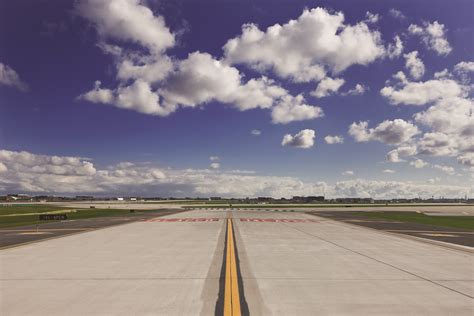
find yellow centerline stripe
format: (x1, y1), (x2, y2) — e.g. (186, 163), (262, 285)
(224, 218), (241, 316)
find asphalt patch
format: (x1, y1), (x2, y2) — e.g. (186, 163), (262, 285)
(309, 211), (474, 248)
(0, 210), (183, 249)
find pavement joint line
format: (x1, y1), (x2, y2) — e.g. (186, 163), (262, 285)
(224, 218), (242, 316)
(3, 278), (471, 281)
(279, 221), (474, 299)
(384, 230), (474, 234)
(0, 210), (186, 251)
(0, 228), (93, 232)
(308, 213), (474, 253)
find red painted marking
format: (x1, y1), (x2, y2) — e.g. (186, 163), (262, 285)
(142, 218), (220, 222)
(239, 218), (319, 223)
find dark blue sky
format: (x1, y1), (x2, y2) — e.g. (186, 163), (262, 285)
(0, 0), (472, 197)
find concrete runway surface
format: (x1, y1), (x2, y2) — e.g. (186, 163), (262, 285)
(1, 209), (473, 315)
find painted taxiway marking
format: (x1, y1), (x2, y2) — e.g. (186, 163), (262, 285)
(224, 218), (241, 316)
(239, 218), (319, 223)
(142, 218), (220, 222)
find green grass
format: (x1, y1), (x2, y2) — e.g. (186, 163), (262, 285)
(0, 205), (67, 215)
(0, 206), (164, 228)
(352, 211), (474, 231)
(187, 203), (470, 209)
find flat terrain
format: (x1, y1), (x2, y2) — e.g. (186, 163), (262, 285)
(0, 209), (182, 248)
(310, 211), (474, 247)
(1, 209), (473, 315)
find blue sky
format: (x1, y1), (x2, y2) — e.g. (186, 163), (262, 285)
(0, 0), (473, 198)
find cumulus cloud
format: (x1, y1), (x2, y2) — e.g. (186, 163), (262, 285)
(0, 63), (28, 92)
(251, 129), (261, 136)
(364, 11), (380, 24)
(209, 162), (220, 169)
(433, 164), (455, 175)
(404, 51), (425, 80)
(281, 129), (316, 148)
(454, 61), (474, 75)
(76, 0), (175, 54)
(408, 21), (452, 56)
(389, 9), (406, 20)
(349, 119), (420, 145)
(342, 170), (354, 176)
(76, 1), (317, 123)
(311, 77), (345, 98)
(209, 156), (220, 161)
(386, 35), (404, 59)
(386, 145), (417, 162)
(333, 179), (470, 199)
(159, 52), (289, 112)
(79, 79), (174, 116)
(0, 149), (329, 198)
(341, 83), (367, 96)
(380, 76), (467, 106)
(1, 150), (471, 199)
(324, 135), (344, 144)
(380, 64), (473, 167)
(414, 97), (474, 159)
(271, 94), (324, 124)
(382, 169), (395, 174)
(457, 153), (474, 167)
(410, 159), (428, 169)
(223, 7), (385, 82)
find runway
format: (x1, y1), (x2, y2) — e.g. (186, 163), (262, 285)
(1, 209), (473, 315)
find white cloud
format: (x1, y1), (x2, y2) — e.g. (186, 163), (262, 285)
(160, 52), (287, 112)
(408, 21), (452, 56)
(389, 9), (406, 20)
(77, 1), (312, 123)
(457, 153), (474, 167)
(454, 61), (474, 75)
(0, 63), (28, 92)
(428, 177), (441, 184)
(209, 162), (220, 169)
(349, 119), (420, 145)
(333, 179), (470, 199)
(382, 169), (395, 174)
(417, 132), (458, 156)
(404, 51), (425, 80)
(410, 159), (428, 169)
(433, 164), (455, 175)
(381, 77), (466, 106)
(79, 79), (174, 116)
(281, 129), (316, 148)
(386, 145), (417, 162)
(209, 156), (220, 161)
(365, 11), (379, 24)
(342, 170), (354, 176)
(311, 77), (345, 98)
(386, 35), (404, 59)
(324, 135), (344, 144)
(251, 129), (261, 136)
(433, 69), (451, 79)
(342, 83), (367, 96)
(271, 94), (324, 124)
(414, 97), (474, 159)
(76, 0), (175, 54)
(223, 7), (385, 82)
(1, 150), (471, 199)
(0, 150), (96, 178)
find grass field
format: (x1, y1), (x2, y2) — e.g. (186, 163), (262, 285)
(352, 211), (474, 231)
(0, 205), (163, 228)
(188, 203), (471, 209)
